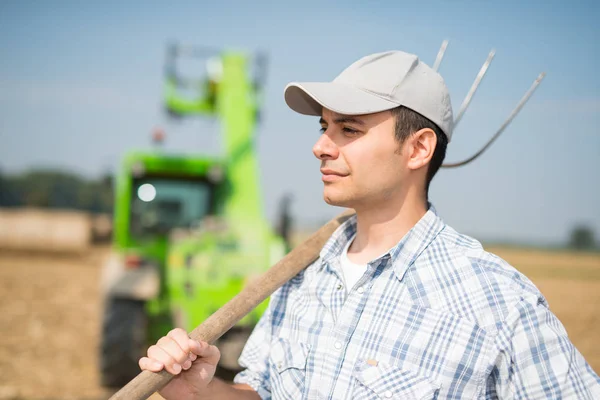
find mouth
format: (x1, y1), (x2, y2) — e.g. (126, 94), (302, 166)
(320, 168), (348, 182)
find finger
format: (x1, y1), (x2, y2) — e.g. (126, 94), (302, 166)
(195, 342), (221, 365)
(167, 328), (192, 352)
(157, 335), (188, 364)
(188, 339), (204, 356)
(181, 359), (192, 370)
(147, 344), (183, 375)
(139, 356), (164, 372)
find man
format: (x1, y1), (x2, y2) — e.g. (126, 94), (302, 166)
(139, 50), (600, 399)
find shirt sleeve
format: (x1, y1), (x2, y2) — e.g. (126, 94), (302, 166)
(232, 288), (281, 399)
(487, 296), (600, 399)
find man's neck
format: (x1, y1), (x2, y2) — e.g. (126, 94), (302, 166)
(347, 193), (428, 265)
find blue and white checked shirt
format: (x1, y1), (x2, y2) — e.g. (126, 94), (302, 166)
(234, 206), (600, 399)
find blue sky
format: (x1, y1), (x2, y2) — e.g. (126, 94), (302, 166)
(0, 0), (599, 244)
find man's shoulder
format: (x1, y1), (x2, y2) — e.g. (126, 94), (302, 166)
(410, 224), (546, 331)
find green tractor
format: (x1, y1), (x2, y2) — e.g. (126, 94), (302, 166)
(99, 45), (291, 388)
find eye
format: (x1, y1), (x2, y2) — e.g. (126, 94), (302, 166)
(319, 126), (327, 134)
(342, 127), (360, 135)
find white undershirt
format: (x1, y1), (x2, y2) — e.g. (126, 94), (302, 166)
(340, 234), (368, 292)
(340, 234), (395, 293)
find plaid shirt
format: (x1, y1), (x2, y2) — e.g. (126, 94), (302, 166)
(234, 206), (600, 399)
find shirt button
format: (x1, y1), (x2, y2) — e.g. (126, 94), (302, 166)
(334, 341), (342, 349)
(337, 284), (343, 290)
(384, 390), (393, 398)
(357, 286), (364, 294)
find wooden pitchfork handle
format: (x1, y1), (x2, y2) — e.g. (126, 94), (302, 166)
(109, 210), (355, 400)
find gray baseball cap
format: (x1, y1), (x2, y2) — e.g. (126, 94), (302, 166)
(284, 50), (454, 141)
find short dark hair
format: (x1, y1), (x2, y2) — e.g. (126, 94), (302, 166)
(390, 106), (448, 198)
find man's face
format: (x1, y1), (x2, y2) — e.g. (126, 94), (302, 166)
(314, 108), (410, 209)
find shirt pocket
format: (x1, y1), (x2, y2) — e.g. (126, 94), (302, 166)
(352, 359), (441, 400)
(268, 337), (311, 400)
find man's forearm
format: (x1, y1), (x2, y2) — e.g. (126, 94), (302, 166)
(197, 378), (261, 400)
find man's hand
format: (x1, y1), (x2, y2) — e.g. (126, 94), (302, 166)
(138, 328), (220, 400)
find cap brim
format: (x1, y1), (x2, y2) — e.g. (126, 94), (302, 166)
(284, 82), (399, 117)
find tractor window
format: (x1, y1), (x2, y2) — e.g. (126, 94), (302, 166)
(130, 177), (213, 237)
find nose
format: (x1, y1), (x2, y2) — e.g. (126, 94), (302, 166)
(313, 132), (339, 160)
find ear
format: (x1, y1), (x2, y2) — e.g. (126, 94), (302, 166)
(406, 128), (436, 171)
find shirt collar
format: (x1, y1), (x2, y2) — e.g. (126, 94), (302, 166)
(318, 203), (446, 281)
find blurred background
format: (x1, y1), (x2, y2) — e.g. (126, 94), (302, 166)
(0, 0), (598, 399)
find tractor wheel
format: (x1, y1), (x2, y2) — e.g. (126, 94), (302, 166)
(99, 298), (147, 388)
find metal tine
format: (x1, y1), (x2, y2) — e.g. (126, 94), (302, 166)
(442, 72), (546, 168)
(432, 40), (449, 72)
(454, 49), (495, 128)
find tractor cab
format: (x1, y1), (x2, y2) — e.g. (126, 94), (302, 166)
(112, 152), (225, 255)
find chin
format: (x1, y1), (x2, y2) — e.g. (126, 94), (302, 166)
(323, 192), (353, 208)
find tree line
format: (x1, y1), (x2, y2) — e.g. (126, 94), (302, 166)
(0, 168), (113, 214)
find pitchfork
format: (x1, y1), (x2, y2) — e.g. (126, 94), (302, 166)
(433, 40), (546, 168)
